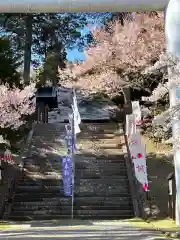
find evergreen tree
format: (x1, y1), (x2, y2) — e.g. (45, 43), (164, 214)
(0, 13), (89, 84)
(0, 36), (21, 87)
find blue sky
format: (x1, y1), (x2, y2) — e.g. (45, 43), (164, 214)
(66, 48), (85, 62)
(31, 27), (88, 65)
(66, 13), (135, 62)
(32, 14), (108, 64)
(66, 26), (90, 62)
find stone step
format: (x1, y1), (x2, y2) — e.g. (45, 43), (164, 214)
(75, 188), (130, 197)
(15, 185), (64, 193)
(21, 168), (127, 177)
(14, 191), (131, 201)
(34, 122), (119, 128)
(78, 134), (123, 141)
(75, 163), (127, 170)
(78, 129), (125, 136)
(80, 127), (121, 132)
(10, 209), (133, 218)
(22, 167), (61, 173)
(21, 169), (127, 178)
(75, 157), (126, 163)
(20, 174), (62, 180)
(7, 121), (133, 221)
(80, 149), (125, 155)
(74, 156), (126, 163)
(74, 161), (126, 170)
(75, 183), (129, 191)
(19, 176), (128, 185)
(34, 127), (120, 137)
(23, 158), (61, 163)
(78, 143), (122, 150)
(33, 128), (123, 137)
(11, 204), (132, 211)
(16, 178), (129, 192)
(75, 196), (132, 206)
(78, 130), (121, 135)
(78, 133), (121, 139)
(12, 196), (132, 207)
(16, 182), (129, 192)
(33, 123), (122, 135)
(79, 123), (119, 131)
(76, 178), (128, 184)
(20, 171), (127, 180)
(9, 212), (133, 221)
(14, 192), (67, 201)
(21, 163), (127, 172)
(19, 175), (127, 186)
(33, 124), (65, 134)
(18, 179), (62, 186)
(73, 170), (127, 178)
(11, 205), (70, 211)
(8, 215), (71, 221)
(12, 196), (131, 204)
(22, 167), (62, 173)
(13, 196), (71, 203)
(22, 160), (127, 169)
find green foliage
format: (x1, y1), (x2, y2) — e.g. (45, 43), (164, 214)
(0, 13), (90, 84)
(0, 37), (21, 87)
(0, 13), (88, 59)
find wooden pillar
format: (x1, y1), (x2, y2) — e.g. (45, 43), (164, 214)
(122, 87), (132, 115)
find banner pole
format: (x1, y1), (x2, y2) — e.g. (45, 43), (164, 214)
(71, 109), (75, 220)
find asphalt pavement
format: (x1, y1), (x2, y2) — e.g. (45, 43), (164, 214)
(0, 220), (170, 240)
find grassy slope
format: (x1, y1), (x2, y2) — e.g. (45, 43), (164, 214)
(129, 136), (179, 231)
(142, 136), (173, 219)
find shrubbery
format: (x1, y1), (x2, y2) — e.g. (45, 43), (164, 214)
(0, 36), (36, 148)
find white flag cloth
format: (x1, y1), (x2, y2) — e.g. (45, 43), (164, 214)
(73, 90), (81, 125)
(133, 156), (148, 189)
(132, 101), (141, 125)
(71, 105), (81, 134)
(3, 149), (13, 163)
(128, 131), (146, 160)
(125, 114), (136, 136)
(128, 131), (148, 190)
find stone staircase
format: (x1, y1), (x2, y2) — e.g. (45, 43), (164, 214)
(6, 122), (134, 221)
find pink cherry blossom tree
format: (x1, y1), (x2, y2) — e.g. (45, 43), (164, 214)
(61, 12), (164, 96)
(0, 84), (36, 130)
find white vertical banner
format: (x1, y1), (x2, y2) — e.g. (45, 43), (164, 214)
(71, 89), (81, 135)
(125, 114), (136, 137)
(4, 149), (13, 163)
(128, 131), (143, 156)
(128, 131), (148, 191)
(126, 103), (148, 191)
(73, 90), (81, 125)
(71, 105), (81, 134)
(132, 101), (141, 125)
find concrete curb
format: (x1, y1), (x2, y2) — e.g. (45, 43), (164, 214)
(0, 224), (31, 230)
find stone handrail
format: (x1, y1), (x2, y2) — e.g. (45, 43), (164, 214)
(0, 124), (35, 219)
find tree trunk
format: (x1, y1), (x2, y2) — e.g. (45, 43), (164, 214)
(23, 14), (33, 85)
(122, 86), (132, 115)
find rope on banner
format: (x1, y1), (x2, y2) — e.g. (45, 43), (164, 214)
(71, 111), (75, 220)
